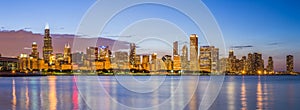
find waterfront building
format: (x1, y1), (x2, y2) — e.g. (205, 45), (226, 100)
(162, 55), (173, 71)
(173, 55), (181, 72)
(1, 57), (18, 72)
(247, 53), (264, 75)
(72, 52), (84, 66)
(86, 47), (98, 61)
(287, 55), (294, 74)
(189, 34), (199, 71)
(129, 43), (136, 66)
(43, 24), (53, 64)
(99, 46), (111, 60)
(30, 42), (39, 59)
(142, 55), (150, 72)
(181, 45), (189, 71)
(228, 50), (237, 73)
(150, 53), (159, 72)
(19, 54), (29, 72)
(64, 43), (71, 64)
(173, 41), (179, 56)
(114, 51), (129, 70)
(267, 56), (274, 74)
(199, 46), (219, 73)
(219, 58), (228, 73)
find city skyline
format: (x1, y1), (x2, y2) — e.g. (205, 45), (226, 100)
(0, 0), (299, 72)
(4, 25), (295, 74)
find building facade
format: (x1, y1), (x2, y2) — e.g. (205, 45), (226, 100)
(42, 24), (53, 64)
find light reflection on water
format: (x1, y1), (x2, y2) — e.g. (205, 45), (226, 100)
(0, 76), (300, 110)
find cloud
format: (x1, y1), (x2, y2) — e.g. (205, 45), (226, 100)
(267, 42), (281, 46)
(230, 45), (253, 49)
(23, 27), (31, 30)
(106, 35), (132, 38)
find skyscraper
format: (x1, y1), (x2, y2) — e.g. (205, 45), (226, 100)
(30, 42), (39, 59)
(190, 34), (199, 71)
(267, 56), (274, 74)
(287, 55), (294, 74)
(173, 41), (178, 56)
(43, 24), (53, 64)
(228, 50), (237, 73)
(199, 46), (219, 73)
(64, 43), (71, 64)
(129, 43), (136, 66)
(247, 53), (264, 75)
(181, 45), (188, 70)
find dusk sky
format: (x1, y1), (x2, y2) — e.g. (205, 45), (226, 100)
(0, 0), (299, 71)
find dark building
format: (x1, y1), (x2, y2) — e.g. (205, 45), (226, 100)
(247, 53), (264, 75)
(287, 55), (294, 74)
(0, 57), (18, 71)
(129, 43), (136, 65)
(43, 24), (53, 64)
(267, 56), (274, 74)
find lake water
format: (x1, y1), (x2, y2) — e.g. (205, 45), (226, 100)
(0, 76), (299, 110)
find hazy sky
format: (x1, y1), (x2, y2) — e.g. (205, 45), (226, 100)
(0, 0), (299, 71)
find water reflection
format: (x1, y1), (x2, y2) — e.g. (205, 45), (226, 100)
(227, 82), (236, 110)
(48, 76), (57, 110)
(11, 79), (16, 110)
(240, 76), (247, 110)
(1, 76), (300, 110)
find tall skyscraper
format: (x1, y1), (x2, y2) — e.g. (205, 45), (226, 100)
(228, 50), (237, 73)
(287, 55), (294, 74)
(267, 56), (274, 74)
(199, 46), (219, 73)
(30, 42), (39, 59)
(64, 43), (71, 64)
(43, 24), (53, 64)
(247, 53), (264, 75)
(181, 45), (188, 70)
(173, 55), (181, 72)
(190, 34), (199, 71)
(173, 41), (178, 56)
(129, 43), (136, 65)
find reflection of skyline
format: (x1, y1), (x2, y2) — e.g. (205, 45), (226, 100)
(2, 76), (300, 109)
(241, 77), (247, 110)
(48, 76), (57, 110)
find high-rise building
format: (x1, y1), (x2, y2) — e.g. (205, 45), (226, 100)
(43, 24), (53, 64)
(247, 53), (264, 75)
(129, 43), (136, 66)
(228, 50), (237, 73)
(151, 53), (158, 72)
(199, 46), (219, 73)
(267, 56), (274, 74)
(190, 34), (199, 71)
(114, 51), (129, 69)
(64, 43), (71, 64)
(173, 55), (181, 72)
(162, 55), (173, 71)
(72, 52), (84, 65)
(173, 41), (178, 56)
(86, 47), (98, 61)
(30, 42), (39, 59)
(287, 55), (294, 74)
(142, 55), (150, 72)
(181, 45), (188, 71)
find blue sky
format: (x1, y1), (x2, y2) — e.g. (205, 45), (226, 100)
(0, 0), (299, 71)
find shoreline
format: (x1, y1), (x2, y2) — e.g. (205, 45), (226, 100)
(0, 72), (298, 77)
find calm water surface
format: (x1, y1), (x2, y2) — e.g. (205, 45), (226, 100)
(0, 76), (299, 110)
